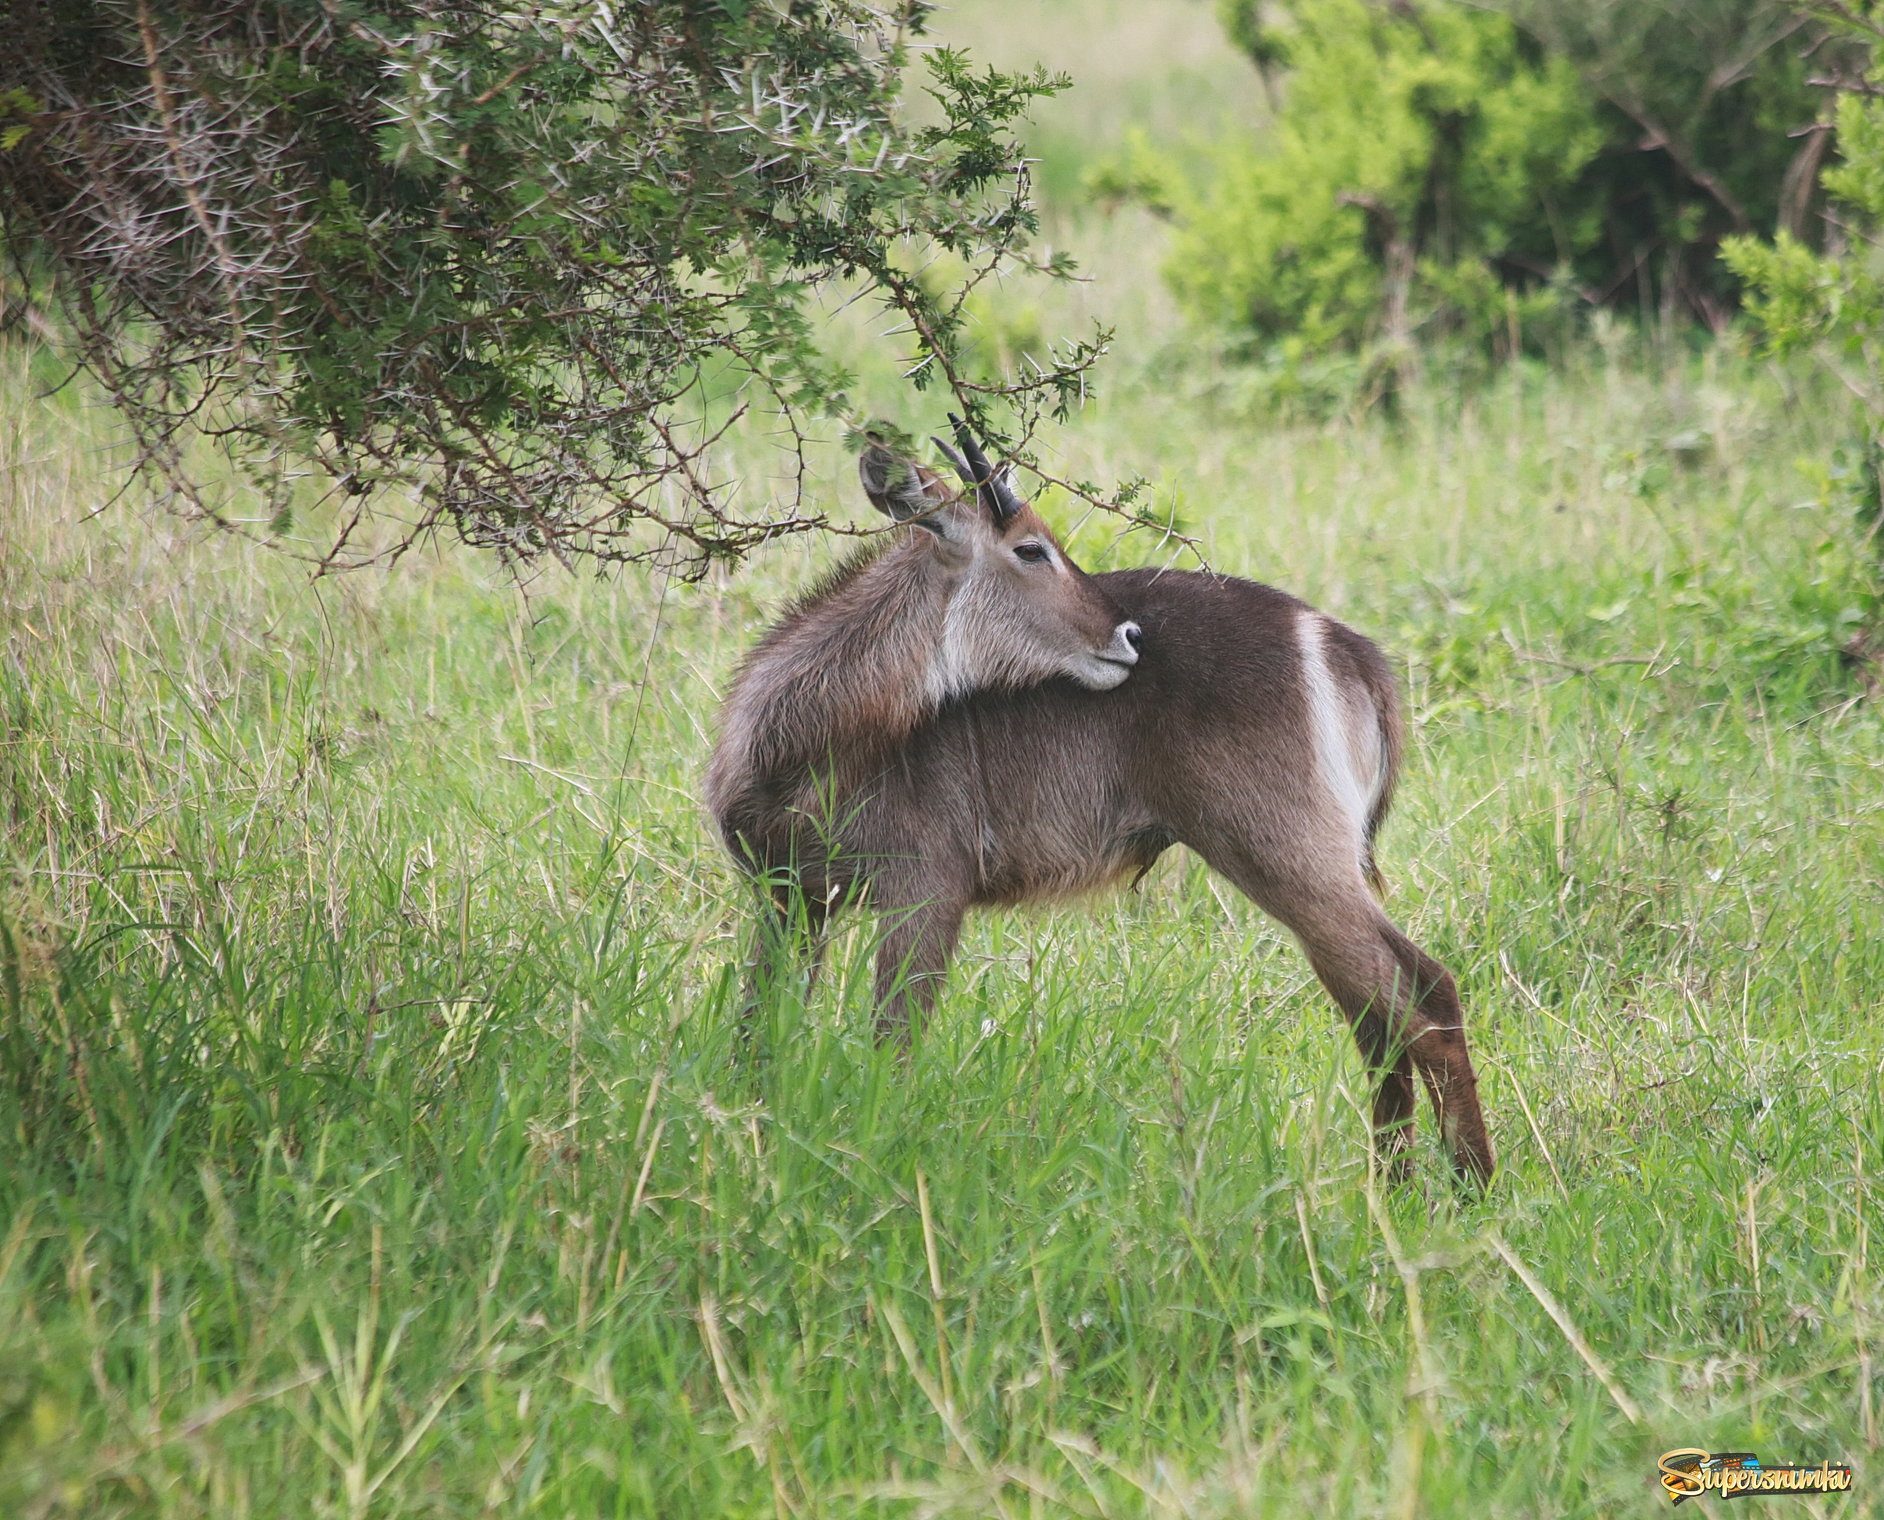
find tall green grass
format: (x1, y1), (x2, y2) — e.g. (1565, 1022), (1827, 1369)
(5, 328), (1880, 1516)
(5, 1), (1884, 1513)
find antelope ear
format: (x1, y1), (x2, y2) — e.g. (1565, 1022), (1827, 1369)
(859, 439), (951, 532)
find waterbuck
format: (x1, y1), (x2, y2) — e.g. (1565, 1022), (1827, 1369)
(705, 422), (1493, 1184)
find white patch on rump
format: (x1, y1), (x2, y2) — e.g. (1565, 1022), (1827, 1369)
(1296, 609), (1384, 860)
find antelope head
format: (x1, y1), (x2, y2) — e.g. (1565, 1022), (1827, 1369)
(859, 418), (1142, 699)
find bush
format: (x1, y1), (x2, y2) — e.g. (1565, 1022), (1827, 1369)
(1171, 2), (1598, 357)
(1140, 0), (1842, 372)
(1725, 0), (1884, 578)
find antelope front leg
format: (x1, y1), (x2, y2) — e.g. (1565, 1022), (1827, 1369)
(738, 886), (828, 1044)
(873, 897), (966, 1045)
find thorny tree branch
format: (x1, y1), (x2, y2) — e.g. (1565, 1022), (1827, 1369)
(1, 0), (1147, 580)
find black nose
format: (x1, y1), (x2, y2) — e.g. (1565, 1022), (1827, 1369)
(1122, 622), (1143, 652)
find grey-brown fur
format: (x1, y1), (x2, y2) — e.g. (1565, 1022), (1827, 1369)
(706, 429), (1493, 1185)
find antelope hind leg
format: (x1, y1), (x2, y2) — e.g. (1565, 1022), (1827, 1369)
(1353, 1008), (1420, 1185)
(1380, 927), (1495, 1187)
(1207, 859), (1493, 1189)
(1313, 925), (1494, 1189)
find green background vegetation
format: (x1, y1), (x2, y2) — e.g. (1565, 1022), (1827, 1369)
(5, 0), (1884, 1516)
(1111, 0), (1848, 403)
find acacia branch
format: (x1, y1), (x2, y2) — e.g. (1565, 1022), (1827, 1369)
(3, 0), (1124, 577)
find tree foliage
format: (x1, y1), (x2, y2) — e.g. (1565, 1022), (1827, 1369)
(1163, 1), (1599, 361)
(1726, 3), (1884, 376)
(0, 0), (1106, 572)
(1133, 0), (1847, 369)
(1726, 1), (1884, 558)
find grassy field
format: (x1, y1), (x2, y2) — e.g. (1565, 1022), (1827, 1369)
(6, 2), (1884, 1516)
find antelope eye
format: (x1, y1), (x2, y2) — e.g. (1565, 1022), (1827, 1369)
(1013, 541), (1050, 563)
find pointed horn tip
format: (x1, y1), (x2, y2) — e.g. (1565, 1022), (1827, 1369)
(952, 427), (994, 479)
(931, 435), (971, 477)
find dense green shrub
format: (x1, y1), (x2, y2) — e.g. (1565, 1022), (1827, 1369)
(1168, 2), (1599, 357)
(1133, 0), (1841, 372)
(1726, 0), (1884, 569)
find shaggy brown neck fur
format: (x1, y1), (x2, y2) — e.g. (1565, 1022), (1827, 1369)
(707, 533), (954, 812)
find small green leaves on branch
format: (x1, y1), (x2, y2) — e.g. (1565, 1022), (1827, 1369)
(1727, 2), (1884, 398)
(0, 0), (1109, 575)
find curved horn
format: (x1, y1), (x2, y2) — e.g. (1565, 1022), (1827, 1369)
(931, 435), (973, 484)
(932, 413), (1023, 528)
